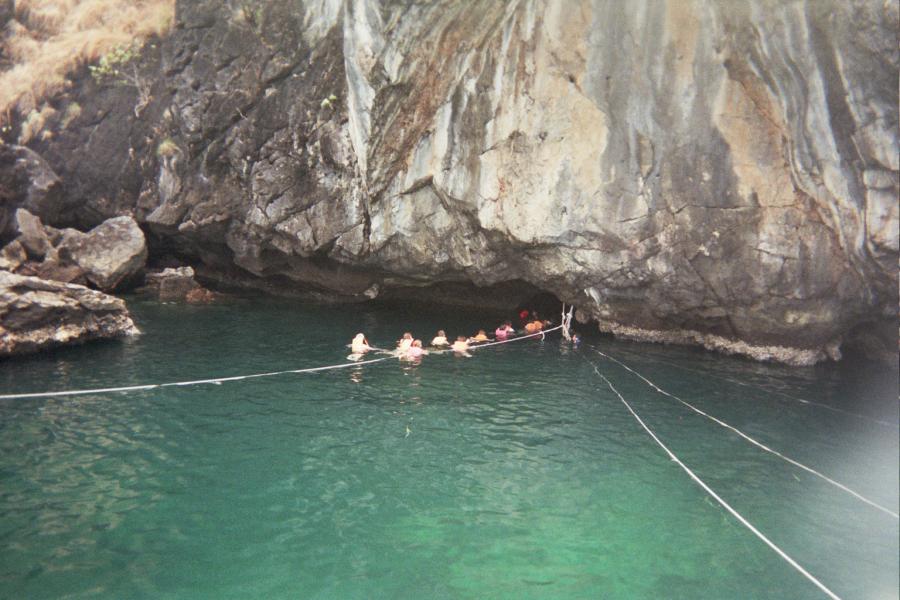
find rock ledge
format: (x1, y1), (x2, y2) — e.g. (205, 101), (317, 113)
(0, 270), (139, 357)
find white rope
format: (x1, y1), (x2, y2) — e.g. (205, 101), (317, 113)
(0, 357), (391, 400)
(561, 304), (574, 341)
(614, 347), (896, 428)
(594, 348), (899, 520)
(591, 363), (842, 600)
(1, 325), (566, 400)
(468, 324), (563, 350)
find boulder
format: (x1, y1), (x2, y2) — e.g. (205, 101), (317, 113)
(13, 208), (51, 259)
(0, 240), (26, 271)
(0, 270), (139, 357)
(57, 216), (147, 291)
(185, 287), (218, 304)
(138, 266), (200, 301)
(33, 261), (87, 285)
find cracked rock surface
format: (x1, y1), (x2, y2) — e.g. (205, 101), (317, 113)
(0, 271), (139, 357)
(12, 0), (898, 364)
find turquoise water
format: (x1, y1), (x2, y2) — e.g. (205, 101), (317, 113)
(0, 299), (897, 599)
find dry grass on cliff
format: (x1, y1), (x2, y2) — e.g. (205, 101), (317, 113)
(0, 0), (174, 125)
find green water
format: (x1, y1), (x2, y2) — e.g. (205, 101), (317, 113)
(1, 299), (897, 599)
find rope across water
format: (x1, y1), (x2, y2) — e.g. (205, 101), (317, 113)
(469, 325), (563, 350)
(0, 357), (392, 400)
(589, 361), (842, 600)
(592, 347), (899, 520)
(2, 314), (888, 597)
(612, 346), (896, 428)
(0, 325), (566, 400)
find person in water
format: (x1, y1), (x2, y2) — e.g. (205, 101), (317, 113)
(524, 319), (544, 334)
(397, 332), (413, 353)
(406, 339), (428, 360)
(351, 333), (371, 354)
(431, 330), (449, 346)
(451, 335), (470, 355)
(468, 329), (490, 343)
(494, 321), (515, 340)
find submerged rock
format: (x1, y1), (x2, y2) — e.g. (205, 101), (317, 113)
(0, 270), (139, 357)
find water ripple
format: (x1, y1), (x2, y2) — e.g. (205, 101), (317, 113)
(0, 304), (896, 599)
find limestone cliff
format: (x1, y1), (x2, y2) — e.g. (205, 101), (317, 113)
(5, 0), (898, 364)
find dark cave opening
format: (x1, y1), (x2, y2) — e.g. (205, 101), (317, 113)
(373, 279), (573, 325)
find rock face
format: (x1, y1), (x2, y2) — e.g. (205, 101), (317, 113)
(11, 0), (899, 364)
(0, 145), (61, 239)
(0, 270), (139, 357)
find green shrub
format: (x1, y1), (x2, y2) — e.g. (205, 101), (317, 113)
(88, 43), (141, 83)
(89, 43), (152, 116)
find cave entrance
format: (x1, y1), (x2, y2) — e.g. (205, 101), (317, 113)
(375, 279), (566, 320)
(515, 291), (566, 323)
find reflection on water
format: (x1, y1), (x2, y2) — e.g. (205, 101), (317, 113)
(0, 299), (897, 599)
(349, 366), (365, 384)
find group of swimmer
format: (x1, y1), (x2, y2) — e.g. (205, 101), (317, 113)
(348, 309), (574, 362)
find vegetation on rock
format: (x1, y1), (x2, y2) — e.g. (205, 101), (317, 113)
(0, 0), (174, 128)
